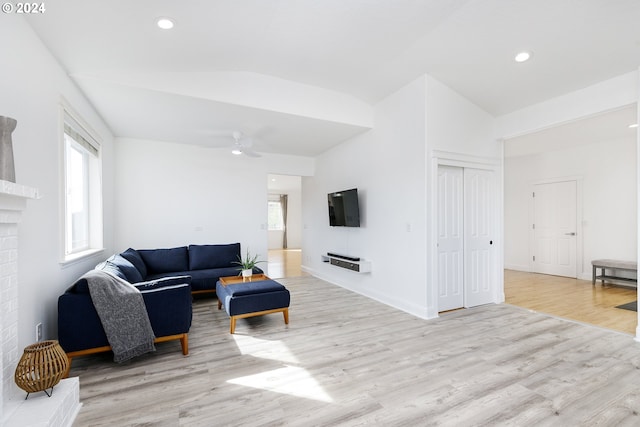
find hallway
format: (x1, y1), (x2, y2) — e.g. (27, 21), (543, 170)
(267, 249), (309, 279)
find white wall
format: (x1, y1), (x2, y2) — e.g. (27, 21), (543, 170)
(114, 138), (313, 272)
(268, 230), (283, 250)
(285, 188), (302, 248)
(504, 137), (637, 278)
(426, 76), (499, 157)
(0, 16), (115, 347)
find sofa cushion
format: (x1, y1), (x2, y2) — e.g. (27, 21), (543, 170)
(188, 243), (241, 270)
(224, 280), (286, 296)
(120, 248), (148, 278)
(70, 256), (144, 293)
(107, 254), (144, 283)
(145, 271), (192, 282)
(139, 247), (189, 275)
(95, 260), (127, 281)
(134, 275), (192, 291)
(188, 267), (241, 291)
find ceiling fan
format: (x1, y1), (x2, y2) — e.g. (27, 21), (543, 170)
(230, 131), (261, 157)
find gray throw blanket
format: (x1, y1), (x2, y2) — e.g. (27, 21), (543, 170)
(84, 270), (156, 362)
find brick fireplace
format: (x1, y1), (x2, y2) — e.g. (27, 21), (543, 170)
(0, 181), (80, 426)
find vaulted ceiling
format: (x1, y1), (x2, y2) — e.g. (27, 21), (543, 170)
(26, 0), (640, 156)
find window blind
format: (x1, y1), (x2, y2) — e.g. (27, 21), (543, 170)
(64, 114), (99, 157)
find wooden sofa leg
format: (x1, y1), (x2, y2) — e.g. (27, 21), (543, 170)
(180, 333), (189, 355)
(283, 308), (289, 325)
(230, 317), (237, 334)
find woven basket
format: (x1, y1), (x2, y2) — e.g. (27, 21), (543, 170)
(14, 340), (69, 396)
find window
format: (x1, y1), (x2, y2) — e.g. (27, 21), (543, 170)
(62, 108), (103, 261)
(268, 197), (284, 231)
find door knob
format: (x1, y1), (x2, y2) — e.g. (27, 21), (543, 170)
(565, 232), (576, 236)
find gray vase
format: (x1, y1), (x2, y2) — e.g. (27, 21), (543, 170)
(0, 116), (16, 183)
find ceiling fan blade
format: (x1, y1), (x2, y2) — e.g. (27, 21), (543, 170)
(242, 148), (261, 157)
(239, 136), (254, 147)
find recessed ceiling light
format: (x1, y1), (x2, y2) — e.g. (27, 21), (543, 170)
(156, 17), (174, 30)
(514, 51), (532, 63)
(231, 148), (242, 155)
(629, 123), (639, 129)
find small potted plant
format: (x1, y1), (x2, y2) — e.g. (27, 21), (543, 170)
(234, 249), (265, 280)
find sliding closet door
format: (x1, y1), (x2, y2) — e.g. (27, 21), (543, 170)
(464, 168), (495, 308)
(438, 166), (464, 311)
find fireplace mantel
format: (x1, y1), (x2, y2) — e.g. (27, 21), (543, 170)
(0, 180), (39, 196)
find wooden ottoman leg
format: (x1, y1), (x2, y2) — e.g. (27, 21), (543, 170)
(283, 308), (289, 325)
(180, 333), (189, 355)
(230, 316), (237, 334)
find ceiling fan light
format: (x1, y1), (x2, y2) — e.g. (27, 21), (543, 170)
(156, 17), (175, 30)
(514, 51), (532, 63)
(231, 148), (243, 155)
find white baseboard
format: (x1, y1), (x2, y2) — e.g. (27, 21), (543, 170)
(504, 264), (531, 272)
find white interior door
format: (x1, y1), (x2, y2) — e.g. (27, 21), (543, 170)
(533, 181), (577, 278)
(464, 168), (495, 307)
(437, 166), (495, 311)
(437, 166), (464, 312)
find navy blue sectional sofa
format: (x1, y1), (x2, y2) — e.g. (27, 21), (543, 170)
(58, 243), (262, 367)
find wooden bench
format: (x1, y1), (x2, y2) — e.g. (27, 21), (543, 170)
(591, 259), (637, 287)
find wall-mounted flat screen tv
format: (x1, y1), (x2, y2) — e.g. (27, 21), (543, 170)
(328, 188), (360, 227)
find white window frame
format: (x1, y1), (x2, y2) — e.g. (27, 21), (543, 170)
(60, 102), (104, 264)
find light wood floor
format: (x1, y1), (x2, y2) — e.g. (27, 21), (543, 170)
(71, 276), (640, 426)
(267, 249), (309, 279)
(268, 250), (638, 335)
(505, 269), (637, 335)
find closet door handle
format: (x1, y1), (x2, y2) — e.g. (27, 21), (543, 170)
(565, 232), (576, 236)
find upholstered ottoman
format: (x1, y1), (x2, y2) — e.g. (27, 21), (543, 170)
(216, 276), (290, 334)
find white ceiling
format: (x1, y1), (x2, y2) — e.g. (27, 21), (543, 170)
(25, 0), (640, 156)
